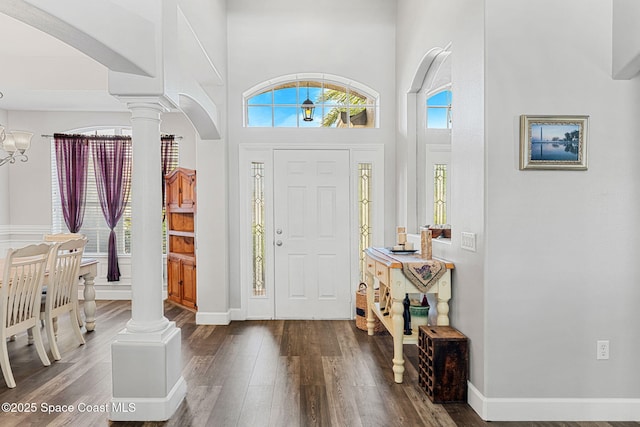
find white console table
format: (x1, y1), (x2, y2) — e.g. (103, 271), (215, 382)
(364, 247), (454, 383)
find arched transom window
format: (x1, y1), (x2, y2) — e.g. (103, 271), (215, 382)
(243, 74), (379, 128)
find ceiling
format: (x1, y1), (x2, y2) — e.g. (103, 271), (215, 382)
(0, 12), (127, 112)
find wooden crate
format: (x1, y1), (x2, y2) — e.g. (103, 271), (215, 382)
(418, 325), (468, 403)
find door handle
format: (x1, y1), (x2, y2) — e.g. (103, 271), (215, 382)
(275, 240), (283, 246)
(276, 228), (283, 235)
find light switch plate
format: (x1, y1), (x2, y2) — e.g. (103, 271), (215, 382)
(461, 232), (476, 252)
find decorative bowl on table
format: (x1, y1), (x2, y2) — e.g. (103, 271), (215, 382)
(409, 305), (429, 327)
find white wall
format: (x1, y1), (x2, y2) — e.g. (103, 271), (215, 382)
(180, 0), (229, 322)
(486, 0), (640, 401)
(226, 0), (397, 311)
(396, 0), (486, 392)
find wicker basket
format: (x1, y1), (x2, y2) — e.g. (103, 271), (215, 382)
(355, 283), (387, 334)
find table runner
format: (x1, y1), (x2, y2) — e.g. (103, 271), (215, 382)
(401, 259), (448, 293)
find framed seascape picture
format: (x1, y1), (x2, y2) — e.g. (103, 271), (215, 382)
(520, 115), (589, 170)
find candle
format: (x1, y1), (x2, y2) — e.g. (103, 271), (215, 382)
(398, 233), (407, 244)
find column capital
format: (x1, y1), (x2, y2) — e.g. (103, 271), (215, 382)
(114, 95), (176, 115)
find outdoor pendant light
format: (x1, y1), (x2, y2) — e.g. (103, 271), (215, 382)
(301, 83), (315, 122)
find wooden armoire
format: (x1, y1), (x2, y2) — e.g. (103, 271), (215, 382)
(165, 167), (197, 310)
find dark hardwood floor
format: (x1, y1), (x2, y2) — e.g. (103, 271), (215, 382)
(0, 300), (637, 427)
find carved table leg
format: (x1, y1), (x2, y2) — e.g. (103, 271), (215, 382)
(82, 272), (97, 332)
(366, 273), (375, 336)
(436, 273), (451, 326)
(391, 298), (405, 383)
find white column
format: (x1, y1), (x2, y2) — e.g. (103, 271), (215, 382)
(126, 101), (169, 333)
(110, 99), (186, 422)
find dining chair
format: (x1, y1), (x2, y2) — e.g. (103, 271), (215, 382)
(42, 238), (87, 361)
(43, 233), (86, 327)
(0, 243), (52, 388)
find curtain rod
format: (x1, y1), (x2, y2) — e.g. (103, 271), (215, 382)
(41, 134), (183, 140)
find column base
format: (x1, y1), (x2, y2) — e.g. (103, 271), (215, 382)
(110, 322), (186, 421)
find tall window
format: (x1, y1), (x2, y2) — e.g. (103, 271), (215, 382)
(251, 162), (266, 297)
(433, 164), (447, 225)
(358, 163), (373, 282)
(244, 75), (378, 128)
(51, 127), (179, 255)
(427, 89), (452, 129)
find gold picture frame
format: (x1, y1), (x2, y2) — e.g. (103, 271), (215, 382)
(520, 115), (589, 170)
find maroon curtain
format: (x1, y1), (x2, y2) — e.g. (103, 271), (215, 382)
(54, 134), (90, 233)
(92, 136), (132, 282)
(161, 135), (178, 216)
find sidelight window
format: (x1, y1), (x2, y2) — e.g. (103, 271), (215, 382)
(251, 162), (266, 297)
(358, 163), (373, 282)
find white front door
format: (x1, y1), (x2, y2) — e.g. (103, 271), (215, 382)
(273, 149), (351, 319)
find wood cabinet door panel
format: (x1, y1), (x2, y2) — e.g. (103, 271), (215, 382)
(179, 171), (196, 209)
(166, 173), (181, 210)
(181, 258), (197, 309)
(167, 256), (182, 304)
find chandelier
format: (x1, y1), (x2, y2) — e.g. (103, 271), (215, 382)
(0, 125), (33, 166)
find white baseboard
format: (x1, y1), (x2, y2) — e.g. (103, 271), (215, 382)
(195, 310), (230, 325)
(229, 308), (244, 321)
(109, 377), (187, 421)
(79, 286), (167, 301)
(86, 288), (132, 300)
(468, 381), (640, 421)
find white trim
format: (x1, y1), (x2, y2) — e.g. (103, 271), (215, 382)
(350, 147), (386, 295)
(79, 287), (132, 300)
(0, 225), (62, 255)
(239, 146), (274, 320)
(0, 225), (51, 234)
(407, 44), (452, 93)
(0, 225), (51, 242)
(77, 286), (166, 301)
(243, 72), (380, 100)
(468, 382), (640, 421)
(229, 308), (243, 321)
(109, 377), (187, 421)
(467, 381), (488, 418)
(195, 310), (231, 325)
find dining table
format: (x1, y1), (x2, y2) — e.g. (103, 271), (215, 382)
(0, 257), (99, 332)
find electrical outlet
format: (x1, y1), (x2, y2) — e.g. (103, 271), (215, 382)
(596, 340), (609, 360)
